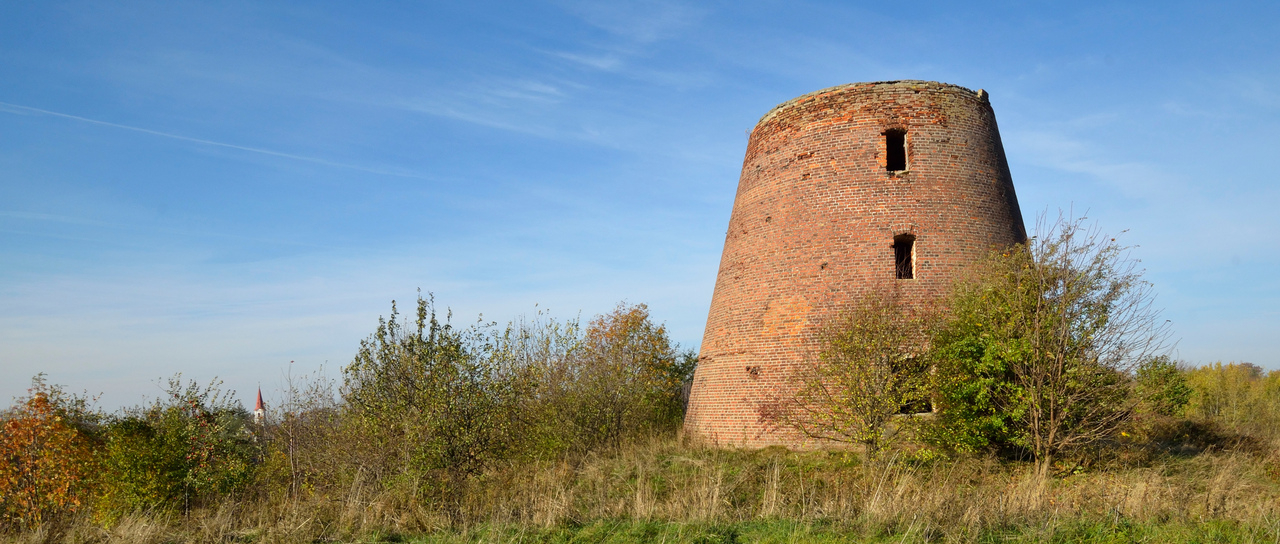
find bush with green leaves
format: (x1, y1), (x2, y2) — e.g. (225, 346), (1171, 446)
(929, 215), (1168, 475)
(1134, 355), (1192, 418)
(342, 295), (530, 509)
(340, 295), (693, 503)
(95, 377), (257, 518)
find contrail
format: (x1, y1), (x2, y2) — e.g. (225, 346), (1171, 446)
(0, 101), (431, 180)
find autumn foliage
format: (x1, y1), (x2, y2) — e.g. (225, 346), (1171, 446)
(551, 303), (692, 451)
(0, 379), (97, 529)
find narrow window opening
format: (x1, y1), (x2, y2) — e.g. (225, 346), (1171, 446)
(885, 129), (907, 171)
(893, 234), (915, 279)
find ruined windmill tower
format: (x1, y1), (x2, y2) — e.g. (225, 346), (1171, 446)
(684, 81), (1027, 447)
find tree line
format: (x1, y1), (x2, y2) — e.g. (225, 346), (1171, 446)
(0, 302), (694, 529)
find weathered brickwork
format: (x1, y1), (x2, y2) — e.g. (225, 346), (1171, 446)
(684, 80), (1027, 448)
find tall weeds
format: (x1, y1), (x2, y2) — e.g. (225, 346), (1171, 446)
(2, 296), (1278, 542)
(7, 434), (1276, 543)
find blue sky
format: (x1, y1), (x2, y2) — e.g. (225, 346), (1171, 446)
(2, 0), (1278, 409)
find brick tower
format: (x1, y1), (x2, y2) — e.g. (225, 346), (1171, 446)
(684, 80), (1026, 448)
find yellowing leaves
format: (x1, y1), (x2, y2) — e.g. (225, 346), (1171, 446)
(0, 382), (97, 529)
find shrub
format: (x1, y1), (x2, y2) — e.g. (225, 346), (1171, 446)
(1134, 355), (1192, 418)
(774, 289), (932, 460)
(259, 364), (341, 501)
(95, 377), (257, 518)
(487, 308), (584, 458)
(271, 295), (691, 521)
(342, 295), (528, 509)
(930, 215), (1168, 474)
(0, 376), (99, 530)
(558, 303), (687, 451)
(462, 301), (693, 459)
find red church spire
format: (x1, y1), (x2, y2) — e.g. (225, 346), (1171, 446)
(253, 387), (265, 425)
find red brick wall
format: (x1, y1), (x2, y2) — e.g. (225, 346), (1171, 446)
(684, 81), (1026, 448)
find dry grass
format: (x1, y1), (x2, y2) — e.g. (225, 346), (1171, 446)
(6, 432), (1277, 543)
(461, 434), (1280, 533)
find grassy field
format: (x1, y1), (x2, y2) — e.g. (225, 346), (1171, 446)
(7, 433), (1277, 544)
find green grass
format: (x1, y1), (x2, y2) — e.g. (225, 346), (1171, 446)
(378, 519), (1280, 544)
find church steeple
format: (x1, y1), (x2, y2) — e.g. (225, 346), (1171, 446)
(254, 387), (265, 425)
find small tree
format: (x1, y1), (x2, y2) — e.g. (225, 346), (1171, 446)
(563, 303), (686, 451)
(96, 376), (256, 518)
(342, 294), (525, 512)
(0, 377), (99, 530)
(483, 302), (690, 456)
(264, 364), (339, 501)
(932, 215), (1168, 475)
(781, 289), (932, 461)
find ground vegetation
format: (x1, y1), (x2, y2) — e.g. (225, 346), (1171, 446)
(2, 224), (1279, 541)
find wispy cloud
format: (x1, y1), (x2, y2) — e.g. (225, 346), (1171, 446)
(1160, 100), (1223, 119)
(1007, 125), (1280, 266)
(1233, 75), (1280, 110)
(394, 96), (560, 139)
(548, 51), (624, 71)
(0, 211), (330, 253)
(0, 211), (113, 227)
(0, 101), (432, 180)
(482, 79), (566, 103)
(1012, 129), (1170, 198)
(555, 0), (706, 44)
(536, 0), (719, 90)
(389, 76), (637, 148)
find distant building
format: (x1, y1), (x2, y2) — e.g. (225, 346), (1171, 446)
(254, 387), (265, 425)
